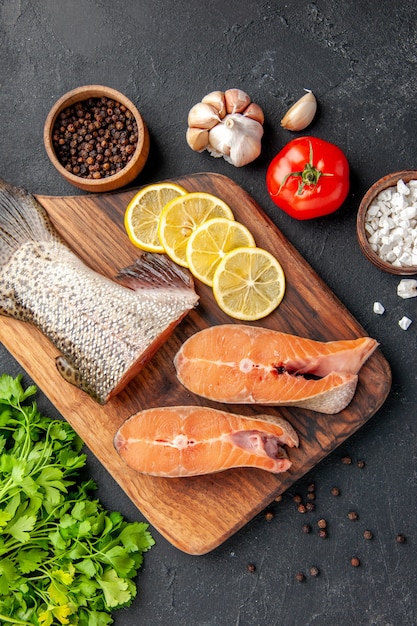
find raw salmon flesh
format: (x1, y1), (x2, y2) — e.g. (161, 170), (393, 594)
(114, 406), (299, 476)
(174, 325), (378, 414)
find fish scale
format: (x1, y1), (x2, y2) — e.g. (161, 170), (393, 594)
(0, 179), (199, 403)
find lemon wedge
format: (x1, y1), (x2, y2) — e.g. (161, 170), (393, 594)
(212, 247), (285, 320)
(124, 182), (188, 252)
(186, 217), (256, 286)
(158, 192), (234, 267)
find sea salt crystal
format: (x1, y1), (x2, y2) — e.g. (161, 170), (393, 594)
(397, 179), (410, 195)
(398, 316), (412, 330)
(373, 301), (385, 315)
(397, 279), (417, 299)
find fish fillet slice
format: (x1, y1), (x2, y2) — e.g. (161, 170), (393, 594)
(174, 325), (379, 414)
(114, 405), (299, 477)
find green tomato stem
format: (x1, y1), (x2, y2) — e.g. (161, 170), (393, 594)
(278, 140), (333, 196)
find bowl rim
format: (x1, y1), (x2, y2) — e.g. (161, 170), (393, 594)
(357, 169), (417, 276)
(43, 84), (149, 191)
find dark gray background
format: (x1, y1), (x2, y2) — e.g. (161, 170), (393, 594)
(1, 1), (416, 625)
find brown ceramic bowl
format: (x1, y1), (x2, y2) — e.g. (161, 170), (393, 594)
(357, 170), (417, 275)
(44, 85), (150, 192)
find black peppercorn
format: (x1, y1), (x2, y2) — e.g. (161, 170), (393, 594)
(395, 534), (406, 544)
(247, 563), (256, 573)
(295, 572), (305, 582)
(331, 487), (340, 496)
(350, 557), (360, 567)
(363, 530), (373, 540)
(309, 566), (319, 577)
(348, 511), (359, 521)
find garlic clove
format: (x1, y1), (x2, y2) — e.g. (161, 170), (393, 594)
(224, 88), (251, 114)
(202, 91), (227, 119)
(208, 122), (232, 157)
(208, 114), (263, 167)
(242, 102), (265, 125)
(280, 90), (317, 131)
(227, 117), (263, 167)
(188, 102), (221, 129)
(186, 127), (209, 152)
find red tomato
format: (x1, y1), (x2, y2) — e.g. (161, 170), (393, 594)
(266, 136), (350, 219)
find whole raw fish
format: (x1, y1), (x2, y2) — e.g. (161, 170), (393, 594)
(114, 405), (299, 477)
(174, 324), (378, 414)
(0, 179), (199, 403)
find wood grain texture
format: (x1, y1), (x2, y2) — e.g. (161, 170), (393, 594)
(0, 172), (391, 554)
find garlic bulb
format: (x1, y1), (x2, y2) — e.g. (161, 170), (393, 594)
(280, 90), (317, 131)
(186, 89), (264, 167)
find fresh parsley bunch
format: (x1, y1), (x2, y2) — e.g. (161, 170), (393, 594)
(0, 374), (155, 626)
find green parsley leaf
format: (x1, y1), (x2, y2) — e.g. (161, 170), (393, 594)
(0, 374), (154, 624)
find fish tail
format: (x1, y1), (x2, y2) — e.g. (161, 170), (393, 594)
(115, 252), (197, 293)
(0, 179), (61, 266)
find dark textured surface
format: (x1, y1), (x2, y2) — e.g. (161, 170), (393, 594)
(0, 1), (416, 624)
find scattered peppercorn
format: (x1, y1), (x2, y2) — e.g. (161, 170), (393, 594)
(274, 495), (283, 502)
(302, 524), (311, 534)
(265, 511), (274, 522)
(52, 97), (138, 179)
(318, 529), (328, 539)
(293, 494), (302, 504)
(297, 504), (307, 514)
(307, 492), (316, 501)
(341, 456), (352, 465)
(357, 460), (366, 469)
(363, 530), (373, 540)
(305, 502), (315, 512)
(331, 487), (340, 496)
(395, 534), (406, 544)
(350, 557), (360, 567)
(317, 519), (327, 529)
(348, 511), (359, 521)
(309, 566), (319, 577)
(307, 483), (315, 493)
(247, 563), (256, 573)
(295, 572), (305, 582)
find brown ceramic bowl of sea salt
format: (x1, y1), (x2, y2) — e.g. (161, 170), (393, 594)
(44, 85), (150, 192)
(356, 170), (417, 275)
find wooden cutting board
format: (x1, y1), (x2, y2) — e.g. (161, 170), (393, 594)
(0, 172), (391, 555)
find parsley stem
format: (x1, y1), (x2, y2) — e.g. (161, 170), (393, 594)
(0, 614), (32, 625)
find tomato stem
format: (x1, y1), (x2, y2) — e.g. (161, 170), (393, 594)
(278, 140), (333, 196)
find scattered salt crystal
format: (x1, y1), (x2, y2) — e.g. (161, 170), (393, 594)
(373, 301), (385, 315)
(397, 279), (417, 299)
(398, 316), (412, 330)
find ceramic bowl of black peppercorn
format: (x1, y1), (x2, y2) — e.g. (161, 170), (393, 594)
(44, 85), (150, 192)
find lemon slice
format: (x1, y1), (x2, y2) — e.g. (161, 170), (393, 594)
(124, 182), (188, 252)
(186, 218), (256, 286)
(158, 192), (234, 267)
(212, 247), (285, 320)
